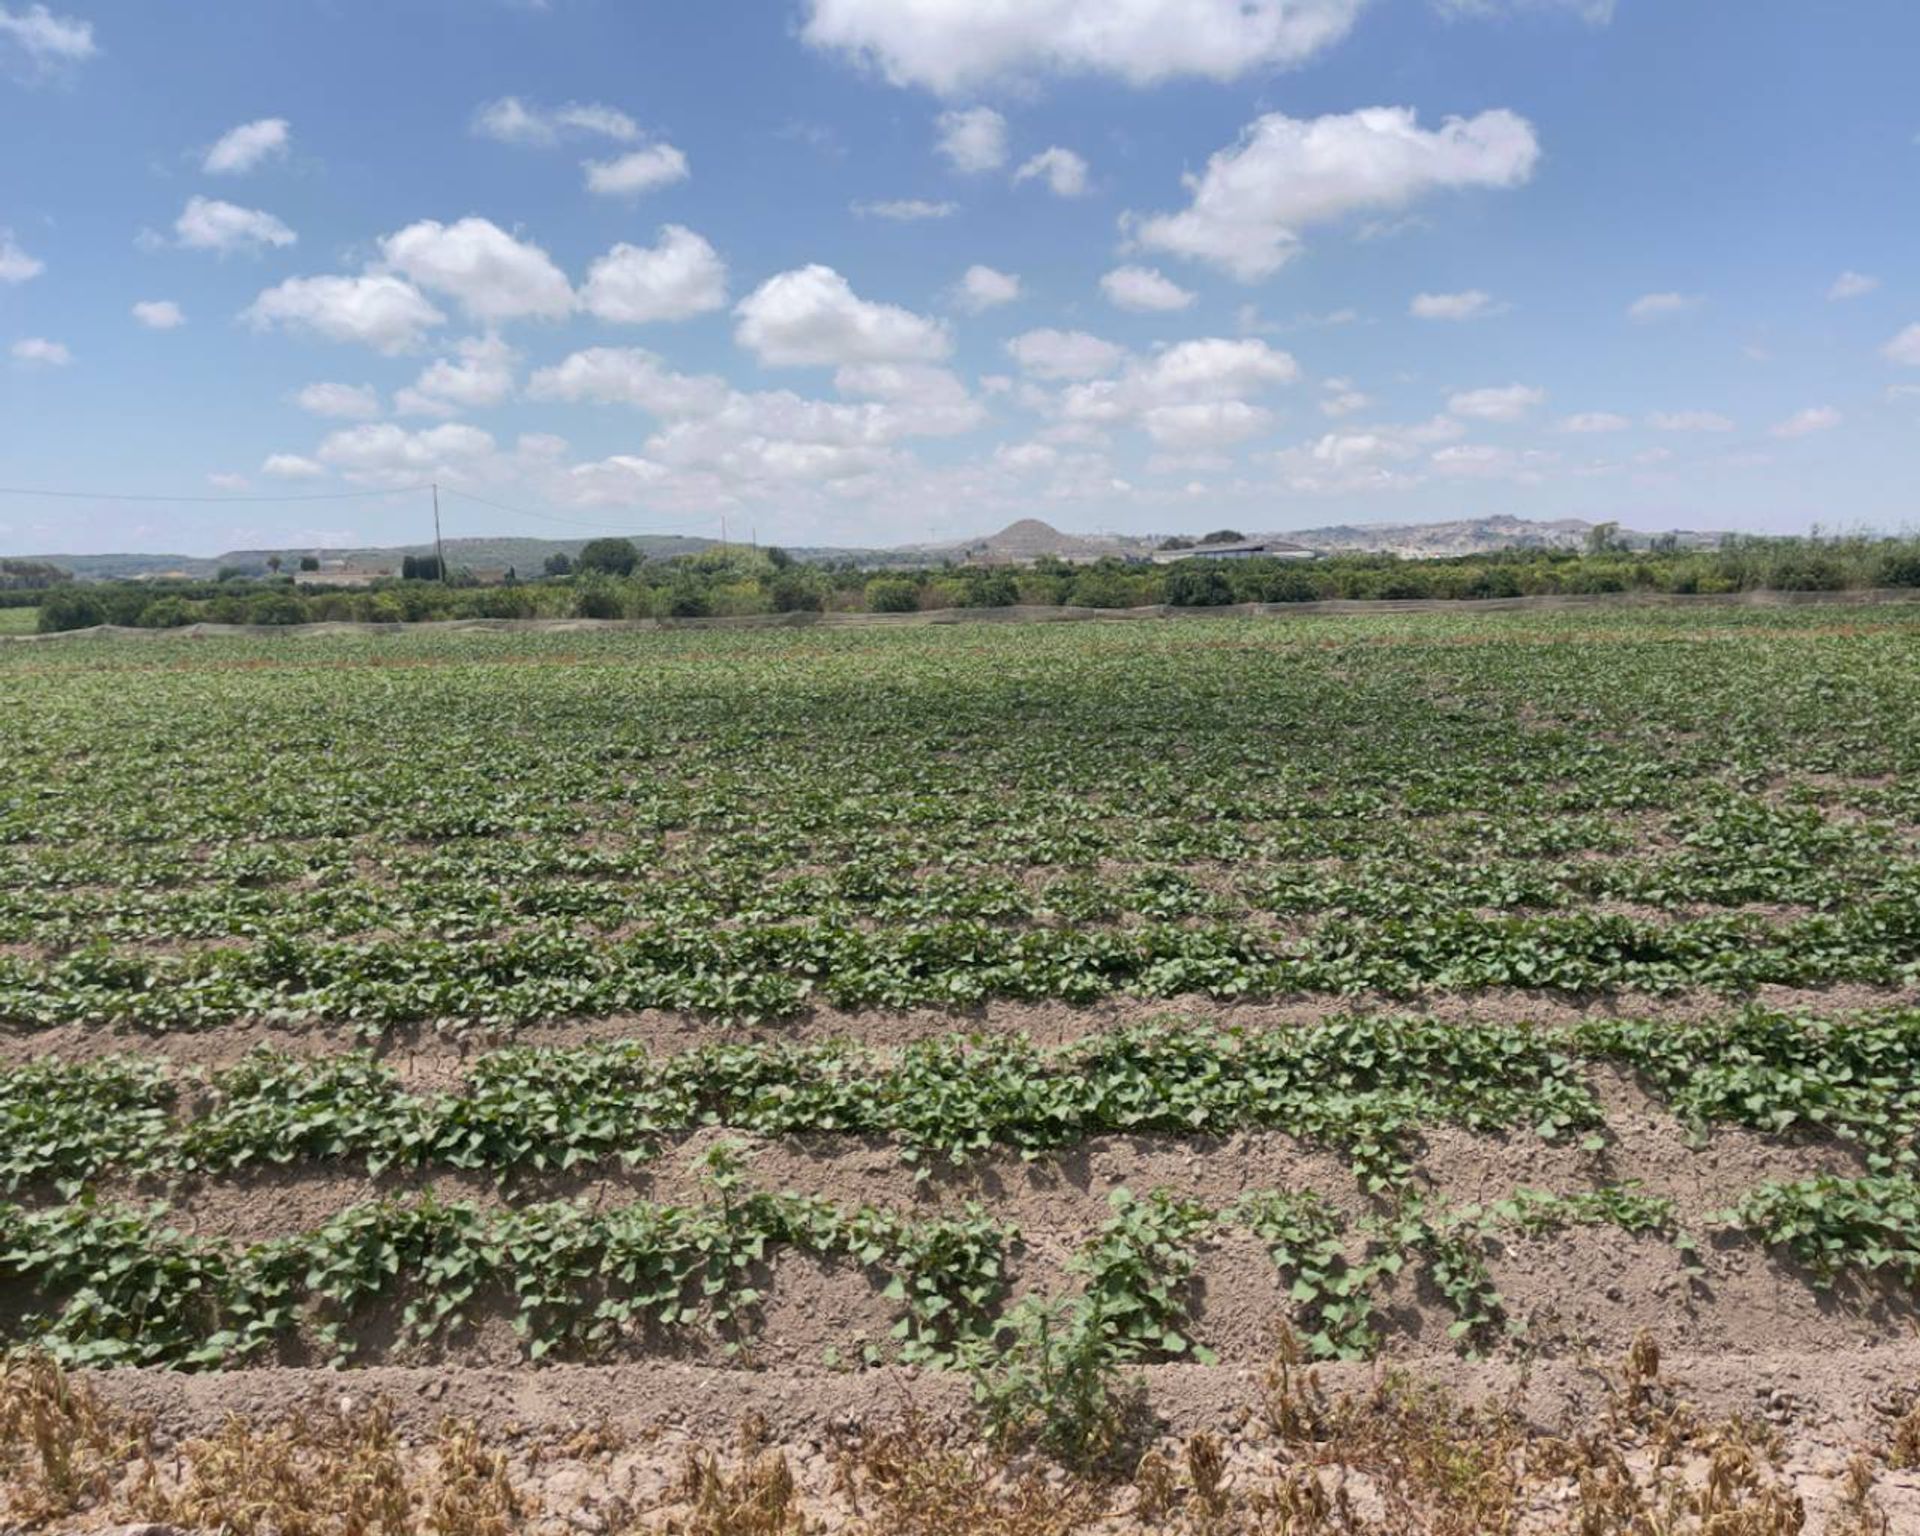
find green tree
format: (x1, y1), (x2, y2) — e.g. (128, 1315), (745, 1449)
(137, 597), (195, 628)
(865, 577), (920, 613)
(543, 552), (574, 577)
(37, 590), (107, 632)
(577, 538), (640, 577)
(1163, 565), (1234, 606)
(572, 581), (624, 619)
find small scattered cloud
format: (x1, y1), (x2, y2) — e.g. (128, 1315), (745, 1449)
(934, 106), (1007, 173)
(206, 472), (251, 492)
(203, 118), (291, 175)
(583, 143), (690, 197)
(734, 264), (951, 367)
(1099, 265), (1194, 313)
(954, 264), (1020, 313)
(174, 195), (297, 254)
(1320, 379), (1371, 417)
(1770, 405), (1841, 439)
(799, 0), (1367, 95)
(851, 198), (957, 221)
(1131, 106), (1539, 280)
(580, 225), (727, 324)
(295, 382), (382, 419)
(1448, 383), (1544, 421)
(262, 453), (325, 479)
(1013, 146), (1089, 198)
(472, 96), (639, 146)
(0, 3), (95, 78)
(131, 299), (185, 329)
(1882, 324), (1920, 367)
(10, 335), (70, 366)
(245, 273), (446, 353)
(1558, 411), (1631, 433)
(0, 229), (43, 283)
(1828, 270), (1880, 302)
(379, 217), (573, 323)
(1005, 328), (1125, 381)
(1628, 291), (1700, 322)
(1410, 289), (1503, 321)
(1647, 409), (1734, 432)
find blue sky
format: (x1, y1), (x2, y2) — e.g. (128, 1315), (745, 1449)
(1, 0), (1917, 556)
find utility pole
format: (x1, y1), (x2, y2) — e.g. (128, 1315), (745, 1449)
(431, 482), (448, 585)
(719, 512), (728, 553)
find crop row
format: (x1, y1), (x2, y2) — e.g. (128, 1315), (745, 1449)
(1, 801), (1909, 951)
(6, 899), (1920, 1030)
(4, 1172), (1912, 1376)
(7, 1010), (1916, 1196)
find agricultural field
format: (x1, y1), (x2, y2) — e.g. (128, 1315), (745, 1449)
(3, 604), (1920, 1532)
(0, 608), (38, 636)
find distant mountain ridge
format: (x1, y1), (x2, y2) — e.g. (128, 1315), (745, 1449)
(20, 514), (1727, 581)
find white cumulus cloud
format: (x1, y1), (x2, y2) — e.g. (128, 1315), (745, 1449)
(0, 229), (45, 283)
(295, 382), (382, 419)
(955, 264), (1020, 313)
(1558, 411), (1630, 433)
(1647, 410), (1734, 432)
(1014, 147), (1089, 198)
(851, 198), (957, 221)
(472, 97), (640, 146)
(245, 273), (446, 353)
(800, 0), (1367, 94)
(379, 217), (572, 323)
(528, 347), (731, 417)
(1882, 324), (1920, 367)
(0, 4), (94, 74)
(261, 453), (324, 478)
(1828, 271), (1880, 302)
(734, 265), (950, 367)
(175, 196), (296, 254)
(131, 299), (185, 329)
(1770, 406), (1841, 439)
(581, 225), (727, 324)
(583, 144), (690, 197)
(1100, 265), (1195, 313)
(1448, 383), (1543, 421)
(10, 336), (69, 366)
(1005, 329), (1126, 381)
(203, 118), (291, 175)
(316, 422), (496, 485)
(935, 106), (1007, 173)
(1410, 289), (1500, 320)
(395, 333), (517, 417)
(1628, 292), (1699, 322)
(1132, 106), (1540, 280)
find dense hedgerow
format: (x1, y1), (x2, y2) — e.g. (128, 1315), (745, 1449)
(23, 531), (1920, 632)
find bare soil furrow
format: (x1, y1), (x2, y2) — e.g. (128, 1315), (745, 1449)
(3, 982), (1913, 1069)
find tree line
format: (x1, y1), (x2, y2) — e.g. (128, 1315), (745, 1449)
(20, 532), (1920, 633)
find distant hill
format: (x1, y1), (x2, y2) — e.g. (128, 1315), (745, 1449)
(16, 514), (1732, 582)
(1281, 515), (1725, 558)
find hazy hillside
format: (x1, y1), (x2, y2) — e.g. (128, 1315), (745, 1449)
(20, 514), (1730, 581)
(1282, 515), (1725, 557)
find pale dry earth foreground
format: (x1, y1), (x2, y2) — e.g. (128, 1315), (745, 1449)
(2, 604), (1919, 1532)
